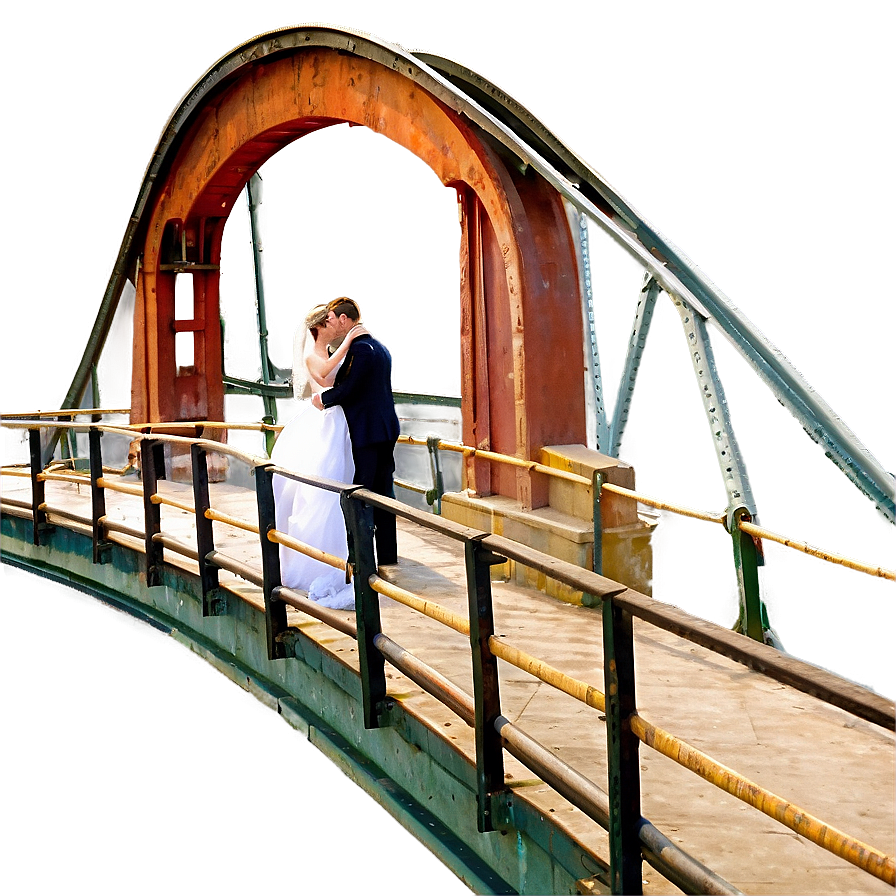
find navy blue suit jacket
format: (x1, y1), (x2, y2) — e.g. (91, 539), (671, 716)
(321, 334), (399, 448)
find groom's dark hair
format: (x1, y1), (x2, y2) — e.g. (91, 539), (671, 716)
(328, 297), (360, 322)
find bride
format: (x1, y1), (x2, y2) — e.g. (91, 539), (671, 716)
(270, 304), (367, 610)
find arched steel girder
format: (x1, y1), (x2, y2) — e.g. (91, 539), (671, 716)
(416, 54), (894, 522)
(61, 24), (893, 520)
(85, 25), (586, 509)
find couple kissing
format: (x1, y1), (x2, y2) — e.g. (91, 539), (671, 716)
(270, 297), (399, 609)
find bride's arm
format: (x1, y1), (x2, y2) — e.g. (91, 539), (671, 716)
(318, 325), (368, 379)
(305, 325), (369, 386)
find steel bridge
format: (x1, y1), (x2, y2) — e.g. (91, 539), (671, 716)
(2, 24), (894, 896)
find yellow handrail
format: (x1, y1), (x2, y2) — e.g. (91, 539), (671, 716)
(600, 482), (725, 524)
(373, 568), (892, 883)
(738, 519), (895, 581)
(4, 417), (892, 581)
(628, 712), (895, 884)
(268, 528), (346, 570)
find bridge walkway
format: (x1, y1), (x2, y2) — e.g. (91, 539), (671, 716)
(4, 473), (893, 895)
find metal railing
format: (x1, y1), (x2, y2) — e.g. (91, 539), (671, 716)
(6, 409), (893, 613)
(396, 429), (892, 655)
(2, 415), (893, 895)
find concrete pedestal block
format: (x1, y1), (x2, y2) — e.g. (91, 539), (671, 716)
(443, 444), (655, 602)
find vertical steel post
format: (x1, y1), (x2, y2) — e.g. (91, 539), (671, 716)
(341, 489), (387, 729)
(90, 363), (101, 411)
(731, 507), (764, 642)
(426, 435), (445, 514)
(191, 443), (221, 615)
(592, 470), (604, 576)
(254, 462), (287, 660)
(57, 414), (72, 464)
(261, 414), (276, 458)
(140, 438), (165, 587)
(465, 535), (506, 833)
(578, 212), (609, 452)
(28, 428), (51, 545)
(608, 274), (660, 458)
(246, 174), (277, 425)
(672, 294), (768, 642)
(603, 596), (642, 895)
(88, 427), (111, 563)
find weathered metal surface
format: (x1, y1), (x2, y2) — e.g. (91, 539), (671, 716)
(127, 43), (585, 511)
(342, 493), (388, 729)
(190, 442), (220, 615)
(608, 275), (660, 458)
(575, 209), (609, 453)
(672, 295), (756, 524)
(140, 438), (165, 586)
(603, 598), (642, 893)
(254, 462), (287, 660)
(465, 537), (506, 832)
(88, 428), (112, 564)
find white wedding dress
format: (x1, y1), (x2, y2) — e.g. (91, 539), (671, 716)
(271, 365), (356, 610)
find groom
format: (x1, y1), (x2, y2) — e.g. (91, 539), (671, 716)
(312, 297), (400, 567)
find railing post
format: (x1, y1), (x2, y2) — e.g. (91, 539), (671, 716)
(731, 506), (765, 642)
(254, 462), (287, 660)
(191, 442), (222, 616)
(261, 414), (276, 458)
(592, 470), (604, 576)
(140, 437), (165, 587)
(90, 364), (101, 415)
(580, 470), (606, 608)
(56, 414), (73, 464)
(425, 435), (445, 514)
(88, 427), (111, 563)
(341, 488), (387, 729)
(603, 595), (642, 895)
(28, 427), (52, 545)
(465, 534), (507, 833)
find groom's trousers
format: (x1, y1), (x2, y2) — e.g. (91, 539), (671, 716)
(351, 440), (398, 565)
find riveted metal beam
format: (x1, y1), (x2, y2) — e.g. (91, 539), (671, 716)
(577, 209), (609, 452)
(609, 274), (660, 458)
(672, 294), (756, 522)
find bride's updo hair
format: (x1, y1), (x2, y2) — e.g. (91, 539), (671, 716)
(304, 304), (329, 339)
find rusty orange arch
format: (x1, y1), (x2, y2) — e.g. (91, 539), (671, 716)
(128, 27), (586, 507)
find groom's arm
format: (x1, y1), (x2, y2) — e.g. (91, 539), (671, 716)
(319, 341), (377, 408)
